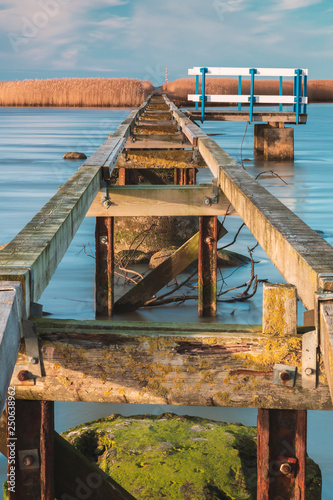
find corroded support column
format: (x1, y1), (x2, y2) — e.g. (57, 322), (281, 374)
(95, 217), (114, 317)
(257, 283), (307, 500)
(254, 123), (294, 160)
(198, 216), (217, 317)
(7, 400), (54, 500)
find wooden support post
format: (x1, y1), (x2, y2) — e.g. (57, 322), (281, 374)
(95, 217), (114, 317)
(258, 283), (307, 500)
(7, 400), (54, 500)
(198, 216), (217, 317)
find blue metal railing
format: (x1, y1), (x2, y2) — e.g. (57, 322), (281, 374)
(188, 67), (308, 124)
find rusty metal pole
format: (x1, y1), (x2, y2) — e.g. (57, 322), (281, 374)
(257, 283), (307, 500)
(198, 216), (217, 317)
(95, 217), (114, 317)
(188, 167), (197, 186)
(40, 401), (54, 500)
(257, 409), (307, 500)
(7, 400), (54, 500)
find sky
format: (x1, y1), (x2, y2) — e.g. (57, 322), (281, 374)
(0, 0), (332, 83)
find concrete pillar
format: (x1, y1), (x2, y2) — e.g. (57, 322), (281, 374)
(254, 124), (266, 155)
(264, 126), (294, 161)
(254, 124), (294, 161)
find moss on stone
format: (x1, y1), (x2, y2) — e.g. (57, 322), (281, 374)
(61, 413), (321, 500)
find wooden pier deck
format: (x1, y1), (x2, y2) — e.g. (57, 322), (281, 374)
(0, 92), (332, 499)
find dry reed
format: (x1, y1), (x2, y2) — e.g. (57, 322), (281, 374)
(162, 78), (333, 106)
(0, 78), (154, 107)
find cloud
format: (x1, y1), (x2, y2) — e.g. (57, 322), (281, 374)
(275, 0), (322, 10)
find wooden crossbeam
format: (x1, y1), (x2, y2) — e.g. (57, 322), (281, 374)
(8, 319), (332, 410)
(86, 185), (235, 217)
(0, 166), (101, 315)
(319, 300), (333, 403)
(0, 283), (23, 412)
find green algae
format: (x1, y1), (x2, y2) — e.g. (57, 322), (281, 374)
(61, 413), (321, 500)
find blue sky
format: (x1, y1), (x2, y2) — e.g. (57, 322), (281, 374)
(0, 0), (332, 83)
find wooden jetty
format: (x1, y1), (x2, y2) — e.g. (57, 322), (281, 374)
(0, 91), (332, 499)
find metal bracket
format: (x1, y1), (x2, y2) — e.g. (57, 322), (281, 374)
(21, 319), (42, 378)
(302, 329), (318, 389)
(273, 364), (297, 387)
(192, 147), (199, 163)
(107, 137), (127, 177)
(200, 179), (220, 207)
(101, 179), (111, 209)
(314, 290), (333, 355)
(18, 449), (40, 471)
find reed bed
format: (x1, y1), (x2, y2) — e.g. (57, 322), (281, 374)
(0, 78), (154, 107)
(162, 78), (333, 106)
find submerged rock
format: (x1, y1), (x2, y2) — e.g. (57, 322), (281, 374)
(63, 152), (87, 160)
(61, 413), (321, 500)
(217, 249), (251, 267)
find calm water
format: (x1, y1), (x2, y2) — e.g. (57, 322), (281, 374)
(0, 104), (332, 497)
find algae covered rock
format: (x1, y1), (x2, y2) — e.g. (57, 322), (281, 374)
(63, 151), (87, 160)
(60, 413), (321, 500)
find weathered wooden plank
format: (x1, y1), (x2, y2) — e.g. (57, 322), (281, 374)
(54, 433), (137, 500)
(125, 138), (187, 150)
(86, 185), (235, 217)
(0, 166), (101, 312)
(262, 283), (297, 335)
(163, 95), (207, 146)
(117, 149), (206, 169)
(198, 137), (333, 310)
(9, 319), (332, 410)
(187, 110), (308, 124)
(0, 283), (23, 412)
(113, 230), (202, 313)
(319, 301), (333, 402)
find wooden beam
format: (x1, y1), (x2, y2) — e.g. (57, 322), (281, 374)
(319, 300), (333, 402)
(198, 216), (218, 317)
(114, 220), (225, 314)
(86, 186), (235, 217)
(113, 229), (202, 313)
(0, 283), (23, 412)
(9, 318), (332, 410)
(187, 110), (307, 124)
(0, 166), (101, 315)
(54, 433), (137, 500)
(198, 136), (333, 310)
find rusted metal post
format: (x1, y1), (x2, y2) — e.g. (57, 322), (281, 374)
(198, 216), (217, 317)
(95, 217), (114, 317)
(188, 167), (197, 185)
(40, 401), (54, 500)
(257, 409), (307, 500)
(258, 283), (307, 499)
(7, 400), (54, 500)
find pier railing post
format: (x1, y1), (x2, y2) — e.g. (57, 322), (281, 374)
(257, 283), (307, 500)
(198, 216), (217, 317)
